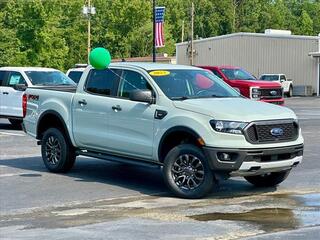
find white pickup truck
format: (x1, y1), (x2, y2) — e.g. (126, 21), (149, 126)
(260, 74), (293, 97)
(23, 63), (304, 198)
(0, 67), (75, 126)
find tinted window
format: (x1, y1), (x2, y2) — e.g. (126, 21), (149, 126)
(221, 68), (256, 80)
(280, 75), (286, 81)
(85, 69), (121, 96)
(149, 69), (240, 99)
(68, 71), (83, 83)
(0, 71), (6, 86)
(260, 75), (279, 81)
(8, 72), (26, 86)
(25, 71), (75, 86)
(211, 69), (223, 79)
(119, 70), (151, 98)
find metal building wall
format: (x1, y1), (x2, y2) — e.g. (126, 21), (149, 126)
(176, 33), (319, 94)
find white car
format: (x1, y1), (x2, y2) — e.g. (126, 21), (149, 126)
(0, 67), (75, 127)
(66, 64), (87, 84)
(260, 74), (293, 97)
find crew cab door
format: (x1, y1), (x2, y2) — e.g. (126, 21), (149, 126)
(1, 71), (27, 117)
(280, 75), (289, 92)
(107, 69), (156, 159)
(0, 71), (8, 115)
(72, 68), (121, 150)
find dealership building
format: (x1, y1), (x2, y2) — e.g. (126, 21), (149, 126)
(176, 32), (320, 96)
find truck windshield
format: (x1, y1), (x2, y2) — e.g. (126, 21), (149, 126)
(260, 75), (279, 81)
(221, 68), (256, 80)
(148, 69), (240, 100)
(25, 71), (76, 86)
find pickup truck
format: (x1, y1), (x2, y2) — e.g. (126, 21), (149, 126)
(0, 67), (75, 127)
(198, 66), (285, 105)
(260, 74), (293, 97)
(23, 63), (303, 198)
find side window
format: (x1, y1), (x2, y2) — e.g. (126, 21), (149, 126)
(85, 69), (121, 96)
(280, 75), (286, 81)
(7, 72), (26, 87)
(211, 69), (223, 79)
(0, 71), (7, 86)
(119, 70), (152, 98)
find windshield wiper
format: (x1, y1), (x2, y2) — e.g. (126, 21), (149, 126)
(171, 96), (191, 101)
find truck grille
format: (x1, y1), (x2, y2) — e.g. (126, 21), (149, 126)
(260, 88), (283, 99)
(244, 120), (299, 144)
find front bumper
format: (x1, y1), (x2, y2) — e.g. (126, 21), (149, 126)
(260, 98), (285, 105)
(203, 144), (303, 176)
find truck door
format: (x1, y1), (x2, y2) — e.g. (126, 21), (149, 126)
(107, 69), (155, 159)
(1, 71), (27, 117)
(72, 68), (121, 150)
(0, 71), (8, 116)
(280, 75), (289, 92)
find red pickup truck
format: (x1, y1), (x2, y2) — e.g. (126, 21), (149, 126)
(199, 66), (284, 105)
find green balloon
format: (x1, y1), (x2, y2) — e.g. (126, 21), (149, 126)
(89, 47), (111, 70)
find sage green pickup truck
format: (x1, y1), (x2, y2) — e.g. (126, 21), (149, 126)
(23, 63), (304, 198)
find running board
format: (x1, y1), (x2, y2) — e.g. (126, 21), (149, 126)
(76, 150), (162, 168)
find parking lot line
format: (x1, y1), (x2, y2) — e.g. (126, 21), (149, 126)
(0, 132), (25, 137)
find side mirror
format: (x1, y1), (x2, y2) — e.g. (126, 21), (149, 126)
(129, 89), (155, 104)
(13, 84), (27, 91)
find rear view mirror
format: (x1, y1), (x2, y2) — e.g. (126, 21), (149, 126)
(129, 90), (155, 104)
(13, 84), (27, 91)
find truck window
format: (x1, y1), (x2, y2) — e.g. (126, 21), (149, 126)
(280, 75), (286, 81)
(7, 72), (26, 87)
(85, 69), (121, 96)
(118, 70), (152, 98)
(68, 71), (83, 83)
(211, 69), (223, 79)
(0, 71), (6, 86)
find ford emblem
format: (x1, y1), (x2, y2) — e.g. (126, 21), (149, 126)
(270, 90), (277, 96)
(270, 128), (284, 137)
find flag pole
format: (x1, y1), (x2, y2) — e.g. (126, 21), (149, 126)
(153, 0), (156, 62)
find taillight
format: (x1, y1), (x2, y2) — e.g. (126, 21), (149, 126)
(23, 94), (27, 118)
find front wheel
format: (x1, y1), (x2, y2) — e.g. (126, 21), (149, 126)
(244, 170), (291, 187)
(163, 144), (215, 199)
(41, 128), (76, 173)
(287, 86), (293, 97)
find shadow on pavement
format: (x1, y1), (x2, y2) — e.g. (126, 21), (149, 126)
(0, 156), (277, 199)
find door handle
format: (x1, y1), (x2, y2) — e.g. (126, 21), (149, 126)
(112, 105), (122, 111)
(3, 92), (9, 95)
(78, 99), (87, 105)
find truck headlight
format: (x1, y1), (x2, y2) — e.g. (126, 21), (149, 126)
(251, 87), (261, 100)
(210, 120), (248, 135)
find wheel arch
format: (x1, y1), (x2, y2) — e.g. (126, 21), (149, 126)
(158, 126), (203, 163)
(37, 110), (73, 146)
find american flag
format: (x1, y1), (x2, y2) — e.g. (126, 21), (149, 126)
(155, 7), (165, 48)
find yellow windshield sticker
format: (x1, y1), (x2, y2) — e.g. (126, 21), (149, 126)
(149, 70), (170, 76)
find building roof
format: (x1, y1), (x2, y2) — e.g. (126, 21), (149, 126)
(176, 32), (320, 46)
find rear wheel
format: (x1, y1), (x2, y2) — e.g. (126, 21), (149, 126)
(287, 86), (293, 97)
(8, 119), (23, 127)
(41, 128), (76, 173)
(244, 170), (291, 187)
(163, 144), (215, 199)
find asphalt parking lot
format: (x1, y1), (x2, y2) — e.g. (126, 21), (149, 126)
(0, 97), (319, 240)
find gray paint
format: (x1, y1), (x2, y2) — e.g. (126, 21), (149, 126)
(176, 33), (319, 95)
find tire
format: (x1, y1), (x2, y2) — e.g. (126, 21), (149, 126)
(244, 170), (291, 187)
(287, 86), (293, 97)
(8, 119), (23, 127)
(41, 128), (76, 173)
(163, 144), (214, 199)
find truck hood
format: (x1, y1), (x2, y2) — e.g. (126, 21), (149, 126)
(173, 97), (295, 122)
(229, 80), (282, 88)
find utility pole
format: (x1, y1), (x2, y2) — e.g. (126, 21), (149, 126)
(190, 2), (194, 65)
(181, 20), (184, 42)
(83, 0), (96, 63)
(152, 0), (156, 62)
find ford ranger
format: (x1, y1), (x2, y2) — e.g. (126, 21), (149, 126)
(23, 62), (303, 198)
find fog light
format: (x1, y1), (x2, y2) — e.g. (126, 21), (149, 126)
(217, 152), (232, 161)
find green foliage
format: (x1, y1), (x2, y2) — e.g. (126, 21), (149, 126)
(0, 0), (319, 71)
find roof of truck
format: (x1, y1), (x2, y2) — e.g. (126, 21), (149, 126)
(0, 67), (58, 72)
(107, 62), (200, 71)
